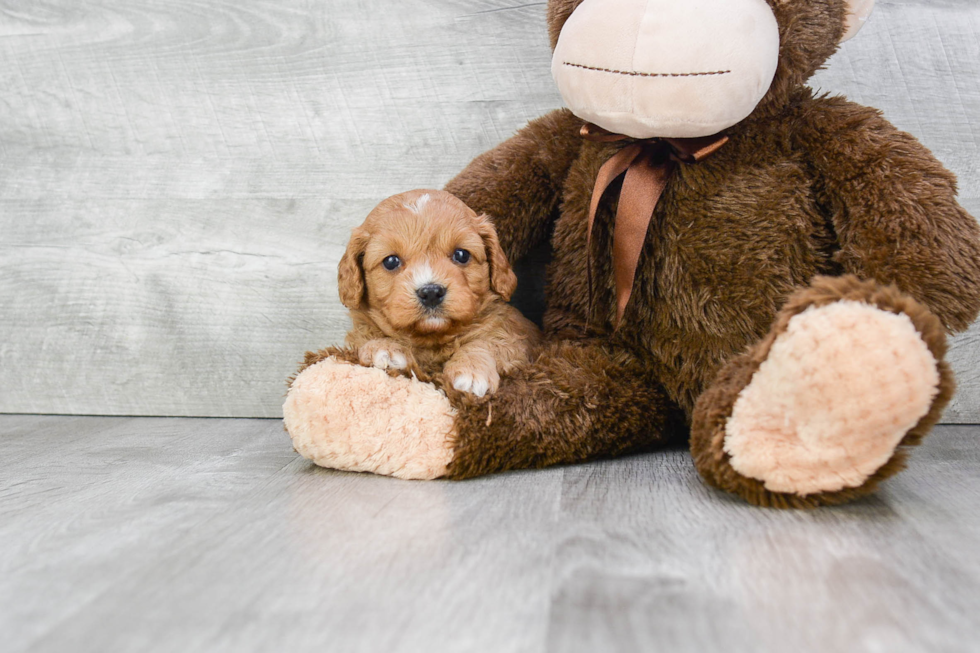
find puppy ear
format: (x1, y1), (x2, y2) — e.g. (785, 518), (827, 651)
(475, 214), (518, 301)
(338, 227), (370, 309)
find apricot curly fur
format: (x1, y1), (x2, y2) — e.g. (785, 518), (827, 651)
(335, 189), (540, 396)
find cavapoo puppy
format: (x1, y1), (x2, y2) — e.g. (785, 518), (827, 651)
(338, 189), (540, 397)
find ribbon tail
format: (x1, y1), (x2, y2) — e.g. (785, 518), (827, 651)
(580, 122), (629, 143)
(664, 134), (729, 163)
(586, 144), (643, 323)
(612, 153), (673, 326)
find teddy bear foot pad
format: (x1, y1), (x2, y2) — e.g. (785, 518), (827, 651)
(284, 358), (456, 479)
(723, 300), (940, 495)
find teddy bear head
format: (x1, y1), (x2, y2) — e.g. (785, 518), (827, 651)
(548, 0), (875, 139)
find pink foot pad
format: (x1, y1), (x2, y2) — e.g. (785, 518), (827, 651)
(284, 358), (456, 480)
(724, 301), (940, 495)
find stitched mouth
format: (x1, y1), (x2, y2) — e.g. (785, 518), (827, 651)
(563, 61), (731, 78)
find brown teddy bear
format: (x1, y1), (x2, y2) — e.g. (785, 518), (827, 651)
(284, 0), (980, 507)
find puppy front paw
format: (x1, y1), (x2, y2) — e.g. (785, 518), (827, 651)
(358, 339), (412, 371)
(445, 353), (500, 398)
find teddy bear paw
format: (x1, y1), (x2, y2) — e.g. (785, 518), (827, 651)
(723, 300), (941, 495)
(283, 357), (457, 479)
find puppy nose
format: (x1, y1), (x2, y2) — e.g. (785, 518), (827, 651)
(416, 284), (447, 308)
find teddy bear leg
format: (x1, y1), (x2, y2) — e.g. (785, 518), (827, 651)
(445, 339), (687, 478)
(284, 341), (687, 480)
(690, 275), (955, 508)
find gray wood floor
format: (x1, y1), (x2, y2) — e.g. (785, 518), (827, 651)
(2, 415), (979, 653)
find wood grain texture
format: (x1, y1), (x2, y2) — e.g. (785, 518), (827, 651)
(1, 0), (978, 418)
(2, 415), (979, 652)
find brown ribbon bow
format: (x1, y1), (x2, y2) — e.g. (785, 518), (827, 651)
(582, 122), (728, 326)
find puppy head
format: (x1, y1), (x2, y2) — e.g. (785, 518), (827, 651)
(338, 190), (517, 338)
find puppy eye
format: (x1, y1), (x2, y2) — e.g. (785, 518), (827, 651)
(382, 255), (401, 271)
(452, 249), (471, 265)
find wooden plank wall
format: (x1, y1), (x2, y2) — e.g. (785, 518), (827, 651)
(1, 0), (978, 419)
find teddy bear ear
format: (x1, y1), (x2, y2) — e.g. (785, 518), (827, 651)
(841, 0), (875, 42)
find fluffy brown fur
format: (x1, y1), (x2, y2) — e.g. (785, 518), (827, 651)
(338, 189), (540, 396)
(434, 0), (980, 501)
(292, 0), (980, 506)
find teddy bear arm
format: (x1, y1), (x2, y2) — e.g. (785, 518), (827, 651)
(444, 108), (584, 262)
(798, 97), (980, 332)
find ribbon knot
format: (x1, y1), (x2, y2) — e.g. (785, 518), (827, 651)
(582, 122), (728, 327)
